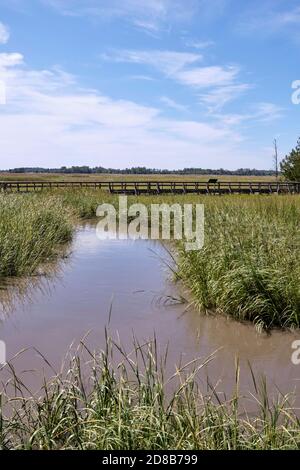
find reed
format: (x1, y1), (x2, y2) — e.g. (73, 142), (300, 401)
(1, 190), (299, 329)
(1, 334), (299, 450)
(59, 190), (300, 329)
(0, 193), (73, 277)
(1, 192), (300, 449)
(176, 196), (300, 330)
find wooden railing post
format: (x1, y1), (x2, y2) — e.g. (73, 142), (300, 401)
(0, 180), (300, 196)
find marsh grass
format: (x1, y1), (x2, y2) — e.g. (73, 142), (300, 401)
(176, 196), (300, 330)
(1, 190), (299, 329)
(0, 194), (73, 277)
(58, 190), (300, 330)
(0, 172), (278, 183)
(1, 191), (300, 449)
(1, 334), (300, 450)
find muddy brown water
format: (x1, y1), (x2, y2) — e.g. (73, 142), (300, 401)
(0, 222), (300, 409)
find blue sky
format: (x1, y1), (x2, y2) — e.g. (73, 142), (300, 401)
(0, 0), (299, 170)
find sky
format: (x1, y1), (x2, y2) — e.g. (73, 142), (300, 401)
(0, 0), (300, 170)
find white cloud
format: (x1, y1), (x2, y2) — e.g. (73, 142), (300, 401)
(44, 0), (170, 17)
(128, 74), (156, 82)
(176, 65), (239, 88)
(252, 102), (284, 122)
(214, 102), (283, 126)
(0, 22), (9, 44)
(199, 84), (251, 110)
(104, 50), (247, 102)
(237, 4), (300, 40)
(0, 52), (23, 68)
(160, 96), (187, 112)
(104, 49), (202, 75)
(184, 39), (214, 49)
(132, 19), (161, 35)
(42, 0), (197, 33)
(160, 119), (240, 142)
(0, 49), (262, 170)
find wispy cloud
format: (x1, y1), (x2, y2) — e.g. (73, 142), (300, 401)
(132, 19), (161, 36)
(176, 65), (239, 88)
(42, 0), (197, 34)
(103, 49), (241, 90)
(104, 48), (249, 110)
(128, 74), (156, 82)
(0, 5), (286, 170)
(160, 96), (187, 112)
(199, 84), (251, 110)
(0, 22), (9, 44)
(101, 50), (251, 110)
(253, 102), (284, 122)
(214, 102), (284, 126)
(184, 39), (215, 49)
(0, 52), (23, 68)
(102, 49), (202, 75)
(237, 3), (300, 40)
(0, 48), (258, 170)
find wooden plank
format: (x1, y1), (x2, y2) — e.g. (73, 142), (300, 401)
(0, 180), (300, 194)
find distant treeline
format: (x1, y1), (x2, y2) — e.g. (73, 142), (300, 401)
(3, 166), (277, 176)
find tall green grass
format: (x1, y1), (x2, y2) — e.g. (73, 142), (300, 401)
(58, 190), (300, 329)
(176, 196), (300, 330)
(1, 190), (300, 329)
(1, 335), (300, 450)
(1, 191), (300, 449)
(0, 194), (73, 277)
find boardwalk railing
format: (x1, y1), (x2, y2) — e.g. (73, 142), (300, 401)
(1, 180), (300, 195)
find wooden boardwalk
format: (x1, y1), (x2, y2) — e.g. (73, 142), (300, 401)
(1, 180), (300, 195)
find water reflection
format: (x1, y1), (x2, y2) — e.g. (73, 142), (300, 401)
(0, 222), (299, 408)
(0, 248), (71, 321)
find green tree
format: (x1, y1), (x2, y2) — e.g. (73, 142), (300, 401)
(280, 138), (300, 181)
